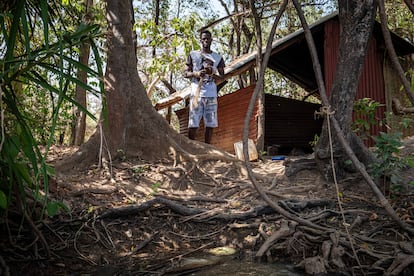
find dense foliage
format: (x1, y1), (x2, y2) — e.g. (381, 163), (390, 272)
(0, 0), (104, 217)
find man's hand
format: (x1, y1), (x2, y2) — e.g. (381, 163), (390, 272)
(204, 67), (213, 75)
(193, 70), (207, 78)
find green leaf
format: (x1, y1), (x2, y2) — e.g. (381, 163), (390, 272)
(7, 136), (20, 160)
(0, 191), (7, 210)
(47, 201), (60, 217)
(40, 0), (49, 48)
(407, 158), (414, 169)
(23, 72), (97, 120)
(4, 0), (25, 64)
(14, 162), (33, 187)
(47, 201), (70, 217)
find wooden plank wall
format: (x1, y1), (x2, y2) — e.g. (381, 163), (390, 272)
(264, 95), (323, 151)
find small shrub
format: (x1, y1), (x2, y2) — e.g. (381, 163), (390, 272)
(370, 132), (406, 194)
(352, 98), (384, 141)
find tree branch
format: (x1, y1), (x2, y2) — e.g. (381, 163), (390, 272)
(377, 0), (414, 105)
(392, 98), (414, 114)
(241, 0), (330, 233)
(404, 0), (414, 15)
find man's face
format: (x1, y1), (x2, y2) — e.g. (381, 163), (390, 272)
(200, 33), (212, 49)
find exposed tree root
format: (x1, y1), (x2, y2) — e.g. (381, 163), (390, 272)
(91, 194), (414, 275)
(0, 255), (10, 276)
(385, 253), (414, 276)
(3, 174), (413, 275)
(284, 157), (318, 176)
(98, 196), (277, 221)
(5, 142), (414, 275)
(256, 220), (297, 258)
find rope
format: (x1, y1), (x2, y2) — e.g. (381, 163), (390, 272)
(321, 106), (365, 275)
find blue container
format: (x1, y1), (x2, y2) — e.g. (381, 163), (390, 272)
(271, 156), (285, 161)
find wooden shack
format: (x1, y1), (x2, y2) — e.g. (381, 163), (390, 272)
(156, 12), (414, 153)
(175, 86), (323, 154)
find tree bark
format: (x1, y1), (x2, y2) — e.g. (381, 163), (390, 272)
(56, 0), (236, 172)
(56, 0), (181, 170)
(315, 0), (377, 180)
(106, 0), (192, 160)
(72, 41), (89, 146)
(249, 0), (265, 152)
(71, 0), (93, 146)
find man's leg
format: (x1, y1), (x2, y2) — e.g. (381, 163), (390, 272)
(188, 127), (198, 140)
(188, 95), (202, 141)
(203, 97), (218, 144)
(204, 127), (213, 144)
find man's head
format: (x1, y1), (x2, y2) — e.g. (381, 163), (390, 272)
(200, 30), (212, 38)
(200, 30), (212, 51)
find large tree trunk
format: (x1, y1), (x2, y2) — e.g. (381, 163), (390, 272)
(315, 1), (377, 180)
(56, 0), (182, 170)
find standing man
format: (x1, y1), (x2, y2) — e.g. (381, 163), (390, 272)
(184, 30), (225, 144)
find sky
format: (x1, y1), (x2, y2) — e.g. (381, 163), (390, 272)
(210, 0), (228, 17)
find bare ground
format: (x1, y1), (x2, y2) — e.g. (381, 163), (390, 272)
(1, 137), (414, 276)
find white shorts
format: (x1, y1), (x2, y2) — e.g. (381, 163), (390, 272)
(188, 97), (218, 128)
